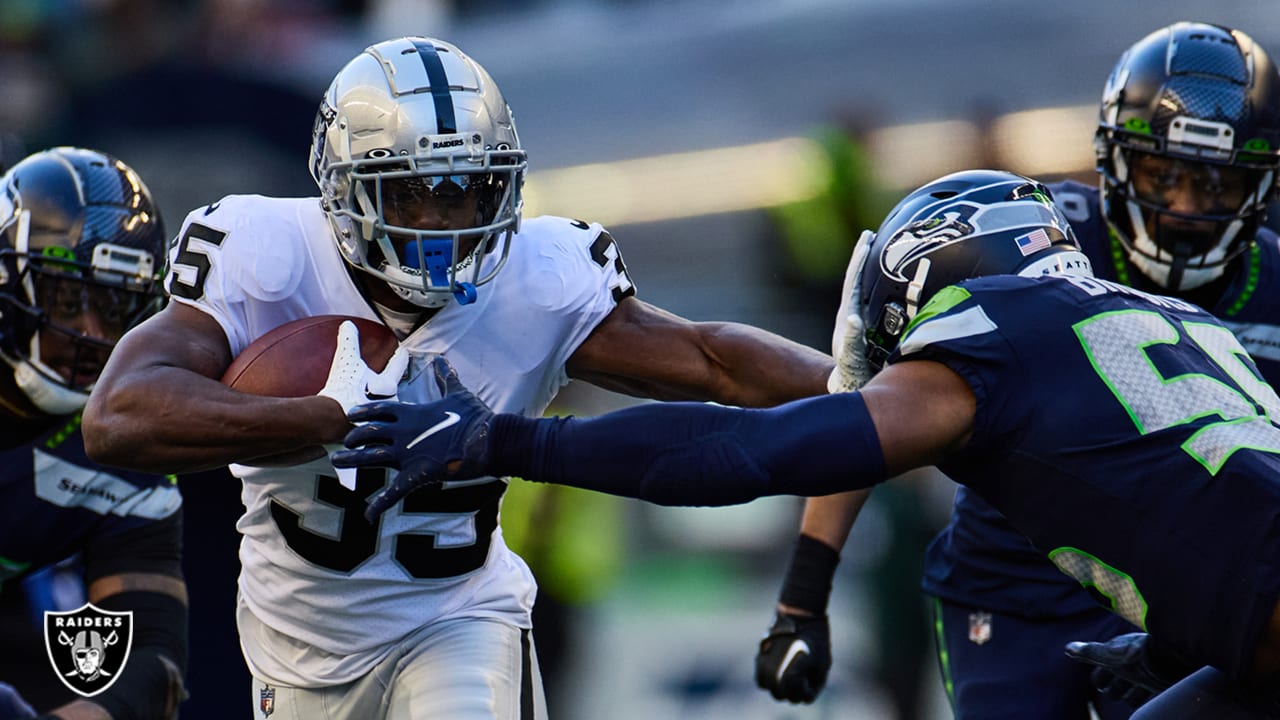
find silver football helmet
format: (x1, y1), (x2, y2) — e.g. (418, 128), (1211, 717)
(309, 36), (527, 308)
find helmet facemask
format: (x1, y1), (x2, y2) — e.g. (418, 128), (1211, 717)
(1, 230), (163, 414)
(322, 143), (524, 308)
(1100, 139), (1275, 291)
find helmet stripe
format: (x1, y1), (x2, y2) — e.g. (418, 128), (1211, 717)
(410, 39), (458, 134)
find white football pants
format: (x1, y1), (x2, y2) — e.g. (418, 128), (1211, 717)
(250, 616), (547, 720)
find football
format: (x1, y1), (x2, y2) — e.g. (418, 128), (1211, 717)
(220, 315), (399, 397)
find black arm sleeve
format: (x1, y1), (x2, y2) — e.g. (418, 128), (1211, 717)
(90, 590), (188, 720)
(490, 392), (887, 506)
(82, 509), (183, 585)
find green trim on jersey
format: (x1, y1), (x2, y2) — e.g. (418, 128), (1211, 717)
(1107, 226), (1261, 319)
(1107, 227), (1132, 286)
(44, 413), (81, 451)
(932, 597), (956, 711)
(1075, 308), (1280, 476)
(1222, 243), (1261, 318)
(0, 555), (31, 578)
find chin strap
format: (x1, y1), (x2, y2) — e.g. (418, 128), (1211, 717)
(12, 358), (87, 415)
(4, 331), (88, 415)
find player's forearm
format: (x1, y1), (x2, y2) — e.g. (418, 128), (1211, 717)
(798, 489), (873, 551)
(83, 367), (346, 473)
(570, 317), (831, 407)
(490, 393), (887, 505)
(774, 491), (871, 617)
(698, 321), (834, 407)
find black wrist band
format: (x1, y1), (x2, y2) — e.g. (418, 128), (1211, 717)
(778, 533), (840, 615)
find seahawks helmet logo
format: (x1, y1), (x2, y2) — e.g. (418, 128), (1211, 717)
(881, 206), (977, 281)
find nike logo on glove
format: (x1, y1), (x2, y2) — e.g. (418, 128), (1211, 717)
(777, 639), (811, 682)
(406, 412), (461, 449)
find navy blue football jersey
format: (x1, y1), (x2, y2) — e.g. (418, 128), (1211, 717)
(0, 415), (183, 589)
(922, 180), (1280, 618)
(905, 273), (1280, 677)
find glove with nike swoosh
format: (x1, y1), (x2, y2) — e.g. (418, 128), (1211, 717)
(755, 611), (832, 704)
(332, 356), (495, 521)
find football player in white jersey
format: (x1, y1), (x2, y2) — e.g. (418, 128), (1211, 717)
(81, 36), (833, 720)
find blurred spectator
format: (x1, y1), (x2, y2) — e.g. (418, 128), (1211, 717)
(768, 115), (896, 294)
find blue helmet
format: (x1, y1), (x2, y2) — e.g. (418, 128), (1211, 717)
(1096, 22), (1280, 291)
(859, 170), (1091, 369)
(0, 147), (166, 414)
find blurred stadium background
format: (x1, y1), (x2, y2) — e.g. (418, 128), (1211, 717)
(2, 1), (1276, 718)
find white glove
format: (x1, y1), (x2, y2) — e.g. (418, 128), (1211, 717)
(318, 320), (409, 489)
(828, 229), (874, 394)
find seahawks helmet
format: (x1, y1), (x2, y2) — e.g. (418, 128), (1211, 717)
(1096, 22), (1280, 291)
(310, 36), (527, 308)
(860, 170), (1091, 370)
(0, 147), (167, 415)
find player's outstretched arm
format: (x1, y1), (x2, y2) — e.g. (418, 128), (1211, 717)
(566, 297), (833, 408)
(340, 357), (888, 516)
(83, 303), (352, 473)
(342, 357), (974, 520)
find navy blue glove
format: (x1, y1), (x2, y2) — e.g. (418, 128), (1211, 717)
(0, 682), (34, 720)
(332, 357), (495, 522)
(755, 612), (832, 704)
(1065, 632), (1195, 707)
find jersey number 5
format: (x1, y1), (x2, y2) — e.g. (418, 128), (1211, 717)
(167, 223), (226, 301)
(1077, 310), (1280, 475)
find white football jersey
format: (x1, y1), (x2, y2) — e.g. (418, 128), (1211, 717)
(166, 195), (634, 686)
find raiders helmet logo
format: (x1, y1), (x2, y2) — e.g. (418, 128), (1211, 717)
(43, 603), (134, 697)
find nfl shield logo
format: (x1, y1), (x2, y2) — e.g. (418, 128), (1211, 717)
(43, 603), (133, 697)
(260, 686), (275, 717)
(968, 611), (993, 645)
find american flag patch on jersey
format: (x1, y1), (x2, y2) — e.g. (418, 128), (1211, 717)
(1015, 228), (1052, 256)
